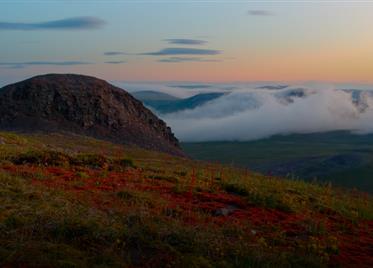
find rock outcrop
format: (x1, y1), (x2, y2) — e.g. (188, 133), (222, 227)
(0, 74), (184, 156)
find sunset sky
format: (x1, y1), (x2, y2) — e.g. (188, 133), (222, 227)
(1, 1), (373, 85)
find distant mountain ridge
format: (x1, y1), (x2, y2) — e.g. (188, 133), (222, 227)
(134, 91), (225, 114)
(0, 74), (184, 156)
(132, 90), (180, 101)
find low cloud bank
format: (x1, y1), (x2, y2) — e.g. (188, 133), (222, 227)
(160, 86), (373, 142)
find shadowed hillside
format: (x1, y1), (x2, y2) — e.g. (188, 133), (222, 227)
(0, 74), (184, 156)
(182, 132), (373, 193)
(135, 92), (225, 114)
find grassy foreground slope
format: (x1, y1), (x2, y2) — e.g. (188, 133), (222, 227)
(182, 131), (373, 193)
(0, 132), (372, 267)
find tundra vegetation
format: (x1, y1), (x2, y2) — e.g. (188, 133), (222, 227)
(0, 132), (372, 267)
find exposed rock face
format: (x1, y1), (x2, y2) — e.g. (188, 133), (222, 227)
(0, 74), (184, 156)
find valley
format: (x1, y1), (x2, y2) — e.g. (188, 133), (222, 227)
(183, 131), (373, 193)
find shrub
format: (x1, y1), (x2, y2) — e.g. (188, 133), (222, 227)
(117, 190), (135, 200)
(174, 171), (187, 177)
(72, 153), (108, 169)
(11, 150), (71, 166)
(222, 182), (249, 196)
(112, 158), (136, 170)
(76, 171), (89, 179)
(149, 174), (179, 183)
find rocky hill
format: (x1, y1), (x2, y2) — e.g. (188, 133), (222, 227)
(0, 74), (184, 156)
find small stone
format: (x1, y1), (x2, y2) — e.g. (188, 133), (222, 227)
(214, 205), (237, 216)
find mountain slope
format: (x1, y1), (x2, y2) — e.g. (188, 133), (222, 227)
(0, 74), (184, 156)
(0, 131), (372, 267)
(132, 90), (180, 101)
(138, 92), (225, 114)
(182, 131), (373, 192)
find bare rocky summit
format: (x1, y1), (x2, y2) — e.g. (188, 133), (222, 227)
(0, 74), (184, 156)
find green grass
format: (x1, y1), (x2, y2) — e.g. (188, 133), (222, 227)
(0, 173), (303, 267)
(182, 131), (373, 193)
(0, 131), (372, 267)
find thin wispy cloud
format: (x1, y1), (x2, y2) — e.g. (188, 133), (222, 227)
(0, 64), (24, 69)
(247, 10), (274, 16)
(0, 61), (92, 69)
(164, 39), (207, 45)
(141, 47), (221, 56)
(105, 60), (126, 64)
(0, 17), (106, 31)
(159, 57), (220, 63)
(104, 51), (128, 56)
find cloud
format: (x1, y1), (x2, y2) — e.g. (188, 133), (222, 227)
(141, 47), (221, 56)
(104, 51), (128, 56)
(164, 39), (207, 45)
(0, 17), (105, 31)
(155, 86), (373, 142)
(247, 10), (274, 16)
(0, 61), (92, 69)
(0, 64), (24, 69)
(158, 57), (220, 63)
(105, 60), (126, 64)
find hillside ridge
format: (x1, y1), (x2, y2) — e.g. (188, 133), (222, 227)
(0, 74), (184, 156)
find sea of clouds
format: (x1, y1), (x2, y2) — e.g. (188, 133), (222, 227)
(114, 81), (373, 142)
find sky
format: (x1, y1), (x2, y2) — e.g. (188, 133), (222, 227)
(1, 0), (373, 86)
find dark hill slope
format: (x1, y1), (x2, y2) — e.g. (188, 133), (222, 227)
(138, 92), (225, 114)
(132, 90), (180, 101)
(0, 74), (184, 156)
